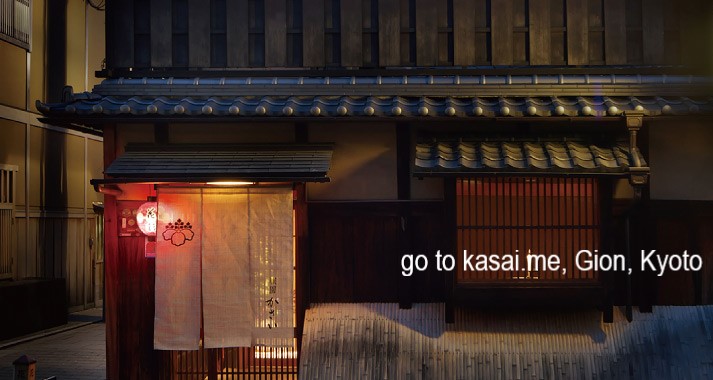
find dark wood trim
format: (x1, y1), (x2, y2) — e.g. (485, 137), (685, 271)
(490, 0), (513, 66)
(452, 0), (475, 66)
(647, 200), (713, 217)
(566, 0), (589, 65)
(396, 123), (412, 308)
(302, 0), (325, 67)
(340, 0), (362, 67)
(377, 0), (400, 66)
(598, 178), (614, 322)
(396, 123), (411, 201)
(528, 0), (550, 65)
(294, 122), (309, 143)
(642, 0), (665, 64)
(150, 0), (172, 67)
(444, 178), (456, 323)
(227, 0), (250, 67)
(188, 0), (211, 67)
(154, 123), (168, 144)
(415, 0), (438, 66)
(603, 0), (627, 65)
(265, 0), (288, 67)
(109, 0), (134, 69)
(293, 182), (309, 371)
(97, 65), (705, 79)
(103, 124), (119, 380)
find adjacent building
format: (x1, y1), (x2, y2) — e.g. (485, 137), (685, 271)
(0, 0), (105, 340)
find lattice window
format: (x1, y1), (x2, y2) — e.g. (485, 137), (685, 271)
(0, 164), (18, 280)
(456, 177), (600, 283)
(0, 0), (30, 50)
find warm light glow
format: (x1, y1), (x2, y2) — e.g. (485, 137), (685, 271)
(205, 181), (255, 186)
(136, 201), (158, 236)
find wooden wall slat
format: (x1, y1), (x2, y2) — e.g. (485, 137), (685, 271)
(150, 0), (172, 67)
(188, 0), (210, 67)
(566, 0), (588, 65)
(529, 0), (551, 65)
(512, 0), (527, 64)
(265, 0), (288, 66)
(227, 0), (250, 67)
(302, 0), (325, 67)
(378, 0), (400, 66)
(111, 0), (134, 68)
(453, 0), (475, 65)
(340, 0), (362, 67)
(642, 0), (664, 64)
(491, 0), (513, 65)
(415, 0), (438, 66)
(603, 0), (626, 64)
(436, 0), (449, 65)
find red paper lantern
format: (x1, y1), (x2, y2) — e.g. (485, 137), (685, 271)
(136, 201), (158, 236)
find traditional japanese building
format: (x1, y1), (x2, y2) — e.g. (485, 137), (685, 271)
(38, 0), (713, 378)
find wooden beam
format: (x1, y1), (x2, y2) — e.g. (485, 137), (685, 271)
(528, 0), (551, 65)
(227, 0), (250, 67)
(415, 0), (438, 66)
(188, 0), (210, 67)
(340, 0), (362, 67)
(150, 0), (172, 67)
(490, 0), (513, 65)
(303, 0), (325, 67)
(603, 0), (626, 64)
(453, 0), (476, 66)
(642, 0), (664, 64)
(378, 0), (400, 66)
(566, 0), (589, 65)
(265, 0), (287, 66)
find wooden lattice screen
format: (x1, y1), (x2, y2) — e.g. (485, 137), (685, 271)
(456, 177), (600, 283)
(0, 164), (18, 279)
(166, 343), (297, 379)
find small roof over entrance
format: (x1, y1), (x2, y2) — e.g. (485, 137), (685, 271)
(414, 138), (646, 176)
(91, 144), (334, 185)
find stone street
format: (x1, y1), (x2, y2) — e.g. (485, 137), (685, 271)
(0, 309), (105, 380)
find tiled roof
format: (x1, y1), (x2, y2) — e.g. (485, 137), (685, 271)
(300, 303), (713, 379)
(414, 139), (645, 175)
(37, 95), (713, 119)
(91, 144), (333, 184)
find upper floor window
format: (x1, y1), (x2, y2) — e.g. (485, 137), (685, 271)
(0, 0), (30, 50)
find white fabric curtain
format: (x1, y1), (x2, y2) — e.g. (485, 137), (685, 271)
(154, 188), (202, 350)
(154, 187), (293, 350)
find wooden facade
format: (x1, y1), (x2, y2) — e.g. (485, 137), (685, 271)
(35, 0), (713, 379)
(103, 0), (713, 72)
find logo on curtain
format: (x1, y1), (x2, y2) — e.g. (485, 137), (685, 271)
(162, 219), (195, 246)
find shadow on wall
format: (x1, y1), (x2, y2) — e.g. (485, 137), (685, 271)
(38, 130), (68, 279)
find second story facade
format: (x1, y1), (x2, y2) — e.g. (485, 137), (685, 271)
(101, 0), (713, 76)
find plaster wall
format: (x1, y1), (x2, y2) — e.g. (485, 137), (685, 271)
(649, 120), (713, 201)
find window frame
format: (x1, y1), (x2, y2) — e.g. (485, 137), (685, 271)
(455, 176), (601, 284)
(0, 0), (31, 51)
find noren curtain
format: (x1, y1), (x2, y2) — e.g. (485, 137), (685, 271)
(154, 187), (293, 350)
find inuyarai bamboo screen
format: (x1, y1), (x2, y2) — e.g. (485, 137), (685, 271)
(456, 177), (600, 283)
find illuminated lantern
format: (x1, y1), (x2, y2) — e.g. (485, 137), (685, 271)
(136, 201), (158, 236)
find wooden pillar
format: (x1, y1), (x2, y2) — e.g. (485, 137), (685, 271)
(599, 178), (614, 323)
(396, 123), (412, 309)
(293, 123), (309, 367)
(102, 124), (120, 380)
(444, 178), (456, 324)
